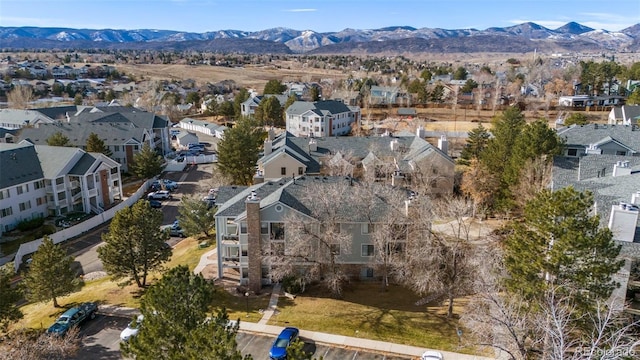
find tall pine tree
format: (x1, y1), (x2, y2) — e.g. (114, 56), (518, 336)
(458, 123), (490, 165)
(217, 117), (265, 185)
(24, 236), (80, 308)
(85, 132), (113, 157)
(503, 187), (623, 313)
(121, 266), (248, 360)
(98, 200), (171, 288)
(130, 143), (164, 179)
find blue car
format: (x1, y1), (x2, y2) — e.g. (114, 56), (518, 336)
(269, 327), (299, 359)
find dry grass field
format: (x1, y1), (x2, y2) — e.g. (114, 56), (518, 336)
(115, 61), (350, 91)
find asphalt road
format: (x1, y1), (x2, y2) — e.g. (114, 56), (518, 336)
(67, 160), (209, 276)
(73, 313), (413, 360)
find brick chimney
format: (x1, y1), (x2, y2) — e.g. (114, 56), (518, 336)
(245, 190), (262, 294)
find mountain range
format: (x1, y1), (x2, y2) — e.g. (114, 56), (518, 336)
(1, 22), (639, 54)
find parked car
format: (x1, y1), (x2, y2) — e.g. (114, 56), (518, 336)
(120, 314), (144, 342)
(161, 224), (185, 238)
(151, 180), (178, 191)
(47, 302), (98, 336)
(148, 191), (172, 200)
(269, 327), (299, 360)
(149, 200), (162, 208)
(421, 350), (444, 360)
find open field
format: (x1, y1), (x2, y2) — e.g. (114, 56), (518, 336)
(114, 62), (350, 91)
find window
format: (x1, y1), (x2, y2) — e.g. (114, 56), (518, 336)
(261, 222), (269, 235)
(36, 197), (47, 206)
(281, 167), (287, 175)
(114, 145), (120, 152)
(271, 222), (285, 240)
(362, 223), (374, 234)
(0, 207), (13, 217)
(362, 244), (374, 257)
(330, 243), (341, 255)
(134, 145), (139, 151)
(298, 167), (303, 175)
(0, 189), (9, 200)
(567, 148), (577, 156)
(34, 180), (44, 189)
(19, 201), (32, 211)
(364, 268), (374, 278)
(616, 150), (627, 156)
(17, 185), (23, 195)
(240, 222), (247, 234)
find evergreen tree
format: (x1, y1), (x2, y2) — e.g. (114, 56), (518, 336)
(176, 195), (216, 238)
(478, 106), (526, 211)
(46, 131), (71, 147)
(263, 79), (287, 95)
(458, 123), (490, 165)
(504, 120), (563, 187)
(98, 200), (171, 288)
(453, 66), (468, 80)
(460, 79), (478, 93)
(131, 143), (164, 179)
(563, 113), (589, 126)
(255, 96), (283, 126)
(217, 117), (265, 185)
(430, 84), (444, 103)
(283, 94), (297, 111)
(219, 101), (235, 121)
(503, 187), (623, 313)
(121, 266), (249, 360)
(309, 86), (320, 101)
(233, 88), (250, 119)
(24, 236), (80, 308)
(0, 267), (23, 332)
(73, 93), (83, 105)
(85, 132), (113, 157)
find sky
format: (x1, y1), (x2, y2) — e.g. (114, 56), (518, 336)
(1, 0), (639, 33)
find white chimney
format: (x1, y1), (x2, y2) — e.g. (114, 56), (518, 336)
(390, 139), (399, 151)
(416, 125), (425, 138)
(608, 202), (639, 242)
(247, 190), (259, 202)
(632, 191), (640, 205)
(585, 144), (602, 155)
(438, 135), (448, 154)
(263, 139), (272, 155)
(309, 138), (317, 152)
(267, 127), (275, 141)
(612, 161), (631, 177)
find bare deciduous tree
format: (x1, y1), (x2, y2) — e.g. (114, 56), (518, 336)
(7, 85), (34, 109)
(0, 327), (81, 360)
(269, 180), (355, 298)
(512, 156), (553, 210)
(397, 196), (479, 318)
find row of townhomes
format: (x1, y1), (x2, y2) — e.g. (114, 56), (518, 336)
(215, 126), (455, 292)
(0, 142), (122, 237)
(553, 120), (640, 309)
(0, 103), (171, 171)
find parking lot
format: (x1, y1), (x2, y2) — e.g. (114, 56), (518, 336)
(72, 313), (413, 360)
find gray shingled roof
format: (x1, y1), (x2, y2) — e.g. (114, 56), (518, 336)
(0, 143), (43, 189)
(216, 176), (398, 223)
(17, 122), (145, 147)
(260, 132), (452, 175)
(611, 105), (640, 121)
(557, 124), (640, 152)
(32, 105), (79, 120)
(552, 155), (640, 239)
(69, 152), (98, 175)
(285, 100), (351, 117)
(33, 145), (85, 179)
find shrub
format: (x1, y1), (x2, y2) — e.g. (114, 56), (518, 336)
(282, 275), (305, 294)
(16, 217), (45, 232)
